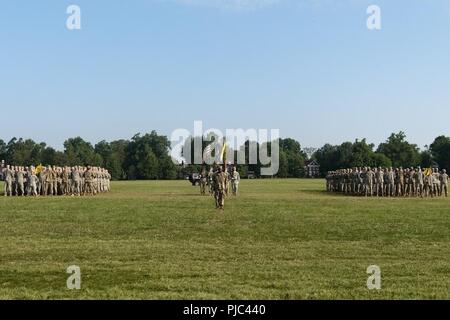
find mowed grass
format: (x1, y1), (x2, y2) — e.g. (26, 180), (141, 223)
(0, 179), (449, 300)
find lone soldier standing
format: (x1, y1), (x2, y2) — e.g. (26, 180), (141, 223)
(213, 166), (227, 210)
(231, 166), (240, 196)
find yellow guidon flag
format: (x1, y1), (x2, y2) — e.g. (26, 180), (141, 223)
(220, 141), (228, 162)
(423, 168), (432, 176)
(34, 164), (44, 175)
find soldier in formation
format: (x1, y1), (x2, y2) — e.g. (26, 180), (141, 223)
(202, 165), (240, 210)
(326, 167), (448, 198)
(207, 168), (214, 195)
(212, 166), (227, 210)
(1, 164), (111, 197)
(199, 168), (208, 196)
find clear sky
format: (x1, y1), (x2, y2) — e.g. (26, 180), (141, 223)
(1, 0), (449, 150)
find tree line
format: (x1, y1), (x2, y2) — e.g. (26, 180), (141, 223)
(314, 132), (450, 176)
(1, 131), (449, 179)
(0, 132), (177, 181)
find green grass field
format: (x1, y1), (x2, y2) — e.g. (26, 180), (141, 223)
(0, 179), (449, 300)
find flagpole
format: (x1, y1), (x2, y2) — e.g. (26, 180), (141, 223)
(222, 137), (227, 172)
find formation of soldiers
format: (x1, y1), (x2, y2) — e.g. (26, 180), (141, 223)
(326, 167), (448, 198)
(199, 165), (241, 210)
(1, 164), (111, 197)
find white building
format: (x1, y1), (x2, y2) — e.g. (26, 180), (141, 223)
(304, 160), (320, 178)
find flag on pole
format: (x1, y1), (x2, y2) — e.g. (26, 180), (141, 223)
(35, 164), (44, 175)
(220, 141), (228, 162)
(202, 143), (214, 163)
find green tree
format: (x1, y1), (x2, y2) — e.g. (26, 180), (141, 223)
(314, 144), (340, 175)
(278, 138), (305, 178)
(64, 137), (98, 166)
(350, 139), (376, 167)
(277, 151), (289, 178)
(314, 139), (392, 175)
(371, 153), (392, 168)
(109, 140), (129, 180)
(125, 131), (175, 180)
(4, 138), (49, 165)
(430, 136), (450, 170)
(420, 147), (433, 168)
(377, 132), (420, 168)
(41, 147), (58, 165)
(0, 139), (7, 160)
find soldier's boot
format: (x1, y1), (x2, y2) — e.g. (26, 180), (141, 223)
(215, 195), (219, 209)
(219, 193), (225, 210)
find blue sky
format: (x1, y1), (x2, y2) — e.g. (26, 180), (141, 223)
(1, 0), (449, 150)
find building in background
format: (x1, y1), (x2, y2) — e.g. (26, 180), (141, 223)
(304, 160), (320, 178)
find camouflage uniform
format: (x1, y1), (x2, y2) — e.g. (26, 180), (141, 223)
(199, 169), (207, 195)
(231, 168), (240, 196)
(213, 167), (227, 210)
(62, 167), (70, 195)
(375, 168), (384, 197)
(386, 168), (395, 197)
(83, 167), (94, 196)
(3, 166), (14, 196)
(71, 167), (81, 195)
(440, 170), (448, 197)
(28, 172), (39, 196)
(364, 168), (374, 197)
(432, 169), (441, 197)
(15, 167), (25, 196)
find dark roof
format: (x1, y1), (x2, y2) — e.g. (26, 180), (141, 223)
(305, 160), (319, 166)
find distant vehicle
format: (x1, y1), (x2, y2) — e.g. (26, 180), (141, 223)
(247, 171), (256, 179)
(188, 173), (201, 186)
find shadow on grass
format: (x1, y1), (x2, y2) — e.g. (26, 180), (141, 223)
(301, 189), (374, 199)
